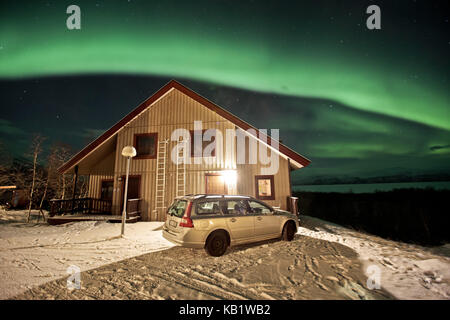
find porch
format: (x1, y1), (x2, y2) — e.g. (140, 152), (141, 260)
(47, 198), (142, 225)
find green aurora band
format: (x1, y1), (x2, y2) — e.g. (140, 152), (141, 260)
(0, 1), (448, 133)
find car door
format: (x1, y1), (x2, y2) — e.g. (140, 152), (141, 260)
(248, 200), (281, 238)
(224, 199), (255, 242)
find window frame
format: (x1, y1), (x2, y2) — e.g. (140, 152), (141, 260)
(254, 175), (275, 200)
(133, 132), (158, 159)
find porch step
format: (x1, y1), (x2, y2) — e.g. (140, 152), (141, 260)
(122, 216), (140, 224)
(127, 212), (140, 218)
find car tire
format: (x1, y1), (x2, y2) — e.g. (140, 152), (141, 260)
(281, 222), (295, 241)
(205, 231), (228, 257)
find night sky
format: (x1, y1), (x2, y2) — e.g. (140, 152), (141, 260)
(0, 0), (449, 185)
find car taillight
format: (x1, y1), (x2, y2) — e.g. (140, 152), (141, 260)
(179, 201), (194, 228)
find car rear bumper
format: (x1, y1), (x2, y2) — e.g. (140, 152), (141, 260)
(162, 227), (205, 249)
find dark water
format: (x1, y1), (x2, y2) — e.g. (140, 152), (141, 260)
(293, 181), (450, 193)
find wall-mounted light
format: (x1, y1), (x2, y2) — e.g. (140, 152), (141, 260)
(221, 170), (237, 186)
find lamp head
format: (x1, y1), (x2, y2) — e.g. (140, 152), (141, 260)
(121, 146), (137, 158)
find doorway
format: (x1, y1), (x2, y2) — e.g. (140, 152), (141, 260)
(120, 175), (141, 210)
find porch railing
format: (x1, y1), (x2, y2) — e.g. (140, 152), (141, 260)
(49, 198), (112, 217)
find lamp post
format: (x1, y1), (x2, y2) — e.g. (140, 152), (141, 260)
(121, 146), (136, 236)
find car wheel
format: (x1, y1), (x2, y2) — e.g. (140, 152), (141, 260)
(205, 231), (228, 257)
(282, 222), (295, 241)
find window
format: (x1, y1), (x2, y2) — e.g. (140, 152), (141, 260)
(100, 180), (114, 200)
(134, 133), (157, 159)
(167, 200), (187, 218)
(255, 175), (275, 200)
(195, 200), (222, 215)
(248, 200), (272, 214)
(190, 129), (216, 157)
(225, 200), (248, 215)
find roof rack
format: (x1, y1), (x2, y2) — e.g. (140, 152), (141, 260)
(175, 194), (253, 201)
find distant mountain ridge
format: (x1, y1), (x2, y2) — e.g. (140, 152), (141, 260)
(295, 173), (450, 185)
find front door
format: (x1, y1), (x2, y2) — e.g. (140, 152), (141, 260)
(205, 173), (227, 194)
(121, 175), (141, 210)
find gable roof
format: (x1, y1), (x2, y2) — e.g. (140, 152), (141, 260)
(58, 80), (310, 173)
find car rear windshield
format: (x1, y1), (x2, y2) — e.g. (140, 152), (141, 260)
(167, 200), (188, 218)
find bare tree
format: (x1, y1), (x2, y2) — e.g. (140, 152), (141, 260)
(0, 141), (10, 187)
(0, 140), (14, 186)
(61, 174), (66, 199)
(79, 175), (89, 198)
(37, 142), (73, 217)
(37, 144), (59, 221)
(0, 140), (14, 206)
(27, 134), (46, 222)
(51, 143), (72, 199)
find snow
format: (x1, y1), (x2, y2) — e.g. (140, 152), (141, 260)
(298, 215), (450, 300)
(1, 209), (449, 300)
(0, 209), (174, 299)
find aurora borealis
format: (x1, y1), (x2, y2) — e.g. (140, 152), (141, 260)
(0, 0), (449, 185)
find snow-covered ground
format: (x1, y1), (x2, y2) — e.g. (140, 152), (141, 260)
(0, 209), (174, 299)
(299, 215), (450, 300)
(2, 209), (449, 300)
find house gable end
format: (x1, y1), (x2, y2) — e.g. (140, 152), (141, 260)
(58, 80), (310, 174)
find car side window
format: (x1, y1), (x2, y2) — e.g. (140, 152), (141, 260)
(226, 200), (248, 215)
(195, 200), (222, 215)
(248, 200), (272, 215)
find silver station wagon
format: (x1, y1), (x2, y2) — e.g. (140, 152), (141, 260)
(162, 194), (299, 256)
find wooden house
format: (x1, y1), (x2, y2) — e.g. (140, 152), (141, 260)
(52, 80), (310, 223)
